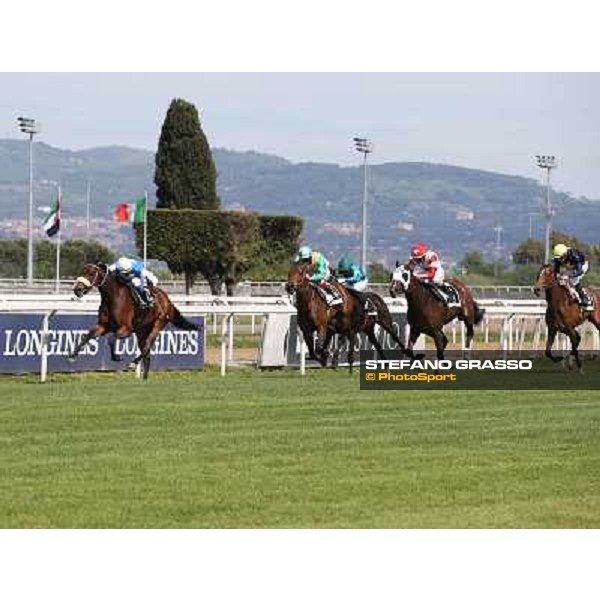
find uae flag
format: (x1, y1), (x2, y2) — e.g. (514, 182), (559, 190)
(43, 189), (62, 237)
(114, 197), (146, 227)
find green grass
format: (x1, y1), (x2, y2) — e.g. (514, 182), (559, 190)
(0, 369), (599, 528)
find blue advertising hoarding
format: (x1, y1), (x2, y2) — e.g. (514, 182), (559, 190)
(0, 313), (204, 373)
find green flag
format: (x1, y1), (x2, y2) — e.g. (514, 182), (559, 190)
(133, 196), (146, 226)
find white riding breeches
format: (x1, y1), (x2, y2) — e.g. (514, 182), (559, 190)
(415, 267), (444, 285)
(568, 261), (589, 286)
(348, 279), (368, 292)
(432, 268), (445, 285)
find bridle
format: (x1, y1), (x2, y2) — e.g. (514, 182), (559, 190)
(286, 262), (311, 294)
(390, 264), (412, 297)
(533, 264), (557, 295)
(75, 263), (109, 293)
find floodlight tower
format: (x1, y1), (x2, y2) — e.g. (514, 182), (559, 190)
(353, 137), (373, 272)
(535, 155), (557, 263)
(17, 116), (41, 284)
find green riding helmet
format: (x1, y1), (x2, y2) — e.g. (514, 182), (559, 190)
(337, 256), (353, 273)
(296, 245), (312, 262)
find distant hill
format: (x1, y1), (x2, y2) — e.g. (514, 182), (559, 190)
(1, 138), (598, 266)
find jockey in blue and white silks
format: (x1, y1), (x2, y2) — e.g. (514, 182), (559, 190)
(109, 257), (158, 308)
(552, 243), (593, 311)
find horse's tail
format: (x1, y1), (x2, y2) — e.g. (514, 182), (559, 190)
(170, 306), (199, 331)
(473, 301), (485, 326)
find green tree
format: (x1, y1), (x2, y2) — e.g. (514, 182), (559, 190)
(366, 262), (391, 284)
(148, 98), (303, 294)
(154, 98), (219, 210)
(513, 238), (545, 265)
(0, 239), (115, 279)
(0, 240), (27, 278)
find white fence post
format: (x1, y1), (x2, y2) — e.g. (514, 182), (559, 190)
(299, 328), (306, 376)
(40, 310), (56, 383)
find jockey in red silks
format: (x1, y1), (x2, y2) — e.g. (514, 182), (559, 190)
(409, 243), (460, 307)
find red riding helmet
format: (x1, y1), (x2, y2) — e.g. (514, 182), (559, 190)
(411, 243), (428, 259)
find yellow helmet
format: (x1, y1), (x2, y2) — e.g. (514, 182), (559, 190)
(552, 243), (569, 259)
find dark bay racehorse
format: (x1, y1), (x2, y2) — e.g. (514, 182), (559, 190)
(389, 262), (485, 359)
(533, 263), (600, 369)
(286, 263), (408, 371)
(286, 263), (361, 371)
(70, 262), (198, 379)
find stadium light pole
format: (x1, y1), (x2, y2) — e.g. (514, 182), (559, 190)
(18, 117), (41, 285)
(353, 137), (373, 272)
(535, 155), (557, 263)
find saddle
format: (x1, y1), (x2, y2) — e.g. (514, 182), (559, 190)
(423, 281), (461, 308)
(344, 287), (378, 316)
(312, 281), (343, 307)
(116, 272), (154, 309)
(561, 281), (594, 311)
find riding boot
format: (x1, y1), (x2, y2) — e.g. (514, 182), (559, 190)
(575, 284), (594, 311)
(137, 286), (153, 309)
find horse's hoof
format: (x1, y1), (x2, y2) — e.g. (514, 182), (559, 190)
(67, 354), (77, 363)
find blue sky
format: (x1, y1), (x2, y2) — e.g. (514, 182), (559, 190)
(2, 72), (600, 198)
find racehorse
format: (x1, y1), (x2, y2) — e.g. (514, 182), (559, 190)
(389, 262), (485, 359)
(286, 263), (408, 372)
(533, 263), (600, 369)
(70, 262), (198, 379)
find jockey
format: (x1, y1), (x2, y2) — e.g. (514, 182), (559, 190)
(336, 256), (368, 292)
(295, 245), (342, 306)
(552, 243), (593, 311)
(410, 243), (460, 308)
(108, 256), (158, 308)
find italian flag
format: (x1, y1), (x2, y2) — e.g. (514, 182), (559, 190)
(43, 189), (62, 237)
(114, 197), (146, 227)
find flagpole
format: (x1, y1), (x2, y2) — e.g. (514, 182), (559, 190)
(143, 190), (148, 267)
(55, 185), (62, 294)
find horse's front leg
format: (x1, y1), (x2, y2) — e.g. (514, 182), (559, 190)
(566, 328), (582, 371)
(432, 330), (448, 360)
(298, 322), (319, 362)
(317, 327), (335, 368)
(68, 322), (107, 362)
(347, 333), (357, 374)
(545, 326), (562, 363)
(407, 327), (424, 361)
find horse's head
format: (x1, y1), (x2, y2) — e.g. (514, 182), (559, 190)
(73, 262), (108, 298)
(533, 263), (556, 297)
(389, 262), (414, 298)
(285, 262), (311, 294)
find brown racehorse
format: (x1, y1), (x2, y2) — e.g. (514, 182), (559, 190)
(389, 262), (485, 359)
(286, 262), (361, 371)
(533, 263), (600, 369)
(70, 262), (198, 379)
(286, 263), (408, 371)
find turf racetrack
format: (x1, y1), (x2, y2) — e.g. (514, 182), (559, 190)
(1, 369), (599, 528)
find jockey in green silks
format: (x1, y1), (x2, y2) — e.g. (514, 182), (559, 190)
(336, 256), (368, 292)
(295, 245), (342, 306)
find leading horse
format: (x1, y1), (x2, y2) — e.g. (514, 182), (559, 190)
(70, 262), (198, 379)
(389, 262), (484, 359)
(533, 263), (600, 369)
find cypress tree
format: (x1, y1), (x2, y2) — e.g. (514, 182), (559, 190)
(154, 98), (219, 210)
